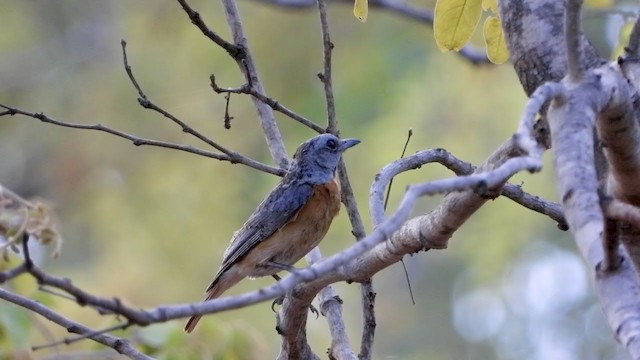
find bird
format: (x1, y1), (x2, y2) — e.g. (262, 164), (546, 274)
(185, 134), (360, 333)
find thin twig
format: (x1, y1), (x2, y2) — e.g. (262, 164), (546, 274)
(0, 104), (284, 176)
(175, 0), (240, 57)
(210, 75), (325, 133)
(565, 0), (585, 82)
(317, 0), (337, 132)
(120, 41), (237, 157)
(32, 322), (132, 351)
(223, 93), (233, 129)
(0, 288), (150, 360)
(369, 148), (565, 228)
(0, 263), (27, 283)
(382, 129), (415, 306)
(219, 0), (290, 168)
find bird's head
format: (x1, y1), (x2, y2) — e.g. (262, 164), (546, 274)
(291, 134), (360, 184)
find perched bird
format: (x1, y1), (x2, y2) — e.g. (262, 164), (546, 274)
(185, 134), (360, 333)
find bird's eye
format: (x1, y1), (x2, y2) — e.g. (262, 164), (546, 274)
(326, 139), (338, 150)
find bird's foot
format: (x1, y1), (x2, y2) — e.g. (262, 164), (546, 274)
(271, 295), (319, 318)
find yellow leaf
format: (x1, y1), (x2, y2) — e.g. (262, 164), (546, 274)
(483, 16), (510, 64)
(584, 0), (613, 9)
(611, 21), (634, 59)
(482, 0), (497, 13)
(353, 0), (368, 22)
(434, 0), (483, 52)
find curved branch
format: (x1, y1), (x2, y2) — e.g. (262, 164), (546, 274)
(0, 288), (151, 360)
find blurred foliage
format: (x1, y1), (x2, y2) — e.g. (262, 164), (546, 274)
(0, 0), (631, 359)
(0, 187), (62, 260)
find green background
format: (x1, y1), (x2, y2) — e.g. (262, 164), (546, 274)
(0, 1), (630, 359)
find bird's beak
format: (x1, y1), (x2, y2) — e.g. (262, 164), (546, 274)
(340, 138), (360, 152)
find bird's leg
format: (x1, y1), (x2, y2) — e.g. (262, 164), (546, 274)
(265, 261), (299, 273)
(269, 268), (319, 318)
(272, 274), (284, 311)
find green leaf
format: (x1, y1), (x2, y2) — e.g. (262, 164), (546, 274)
(611, 21), (634, 59)
(434, 0), (483, 52)
(482, 0), (497, 13)
(483, 16), (509, 64)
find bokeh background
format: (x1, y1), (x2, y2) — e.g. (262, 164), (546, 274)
(0, 1), (634, 359)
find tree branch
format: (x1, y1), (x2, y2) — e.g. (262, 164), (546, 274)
(210, 74), (325, 133)
(565, 0), (585, 82)
(625, 13), (640, 58)
(219, 0), (290, 168)
(176, 0), (239, 56)
(317, 0), (336, 133)
(0, 287), (150, 360)
(308, 249), (356, 360)
(0, 104), (284, 176)
(252, 0), (490, 65)
(120, 41), (236, 157)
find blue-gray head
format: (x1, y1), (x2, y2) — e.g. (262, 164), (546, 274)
(291, 134), (360, 184)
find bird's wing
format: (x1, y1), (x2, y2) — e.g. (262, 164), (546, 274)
(206, 177), (314, 291)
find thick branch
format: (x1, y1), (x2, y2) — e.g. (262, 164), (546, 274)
(499, 0), (603, 95)
(595, 65), (640, 206)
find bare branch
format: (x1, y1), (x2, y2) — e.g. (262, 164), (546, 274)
(32, 322), (132, 351)
(308, 249), (356, 360)
(500, 0), (604, 96)
(219, 0), (290, 168)
(317, 0), (337, 133)
(370, 148), (474, 226)
(0, 288), (150, 360)
(0, 263), (28, 283)
(252, 0), (490, 65)
(594, 65), (640, 206)
(625, 13), (640, 58)
(565, 0), (585, 82)
(546, 69), (640, 357)
(369, 147), (566, 229)
(175, 0), (239, 57)
(514, 82), (566, 157)
(337, 162), (376, 360)
(0, 104), (284, 176)
(210, 75), (325, 133)
(500, 184), (567, 230)
(120, 41), (236, 157)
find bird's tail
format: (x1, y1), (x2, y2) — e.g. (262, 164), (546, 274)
(184, 271), (241, 333)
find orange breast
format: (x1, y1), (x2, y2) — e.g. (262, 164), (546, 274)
(239, 178), (341, 278)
